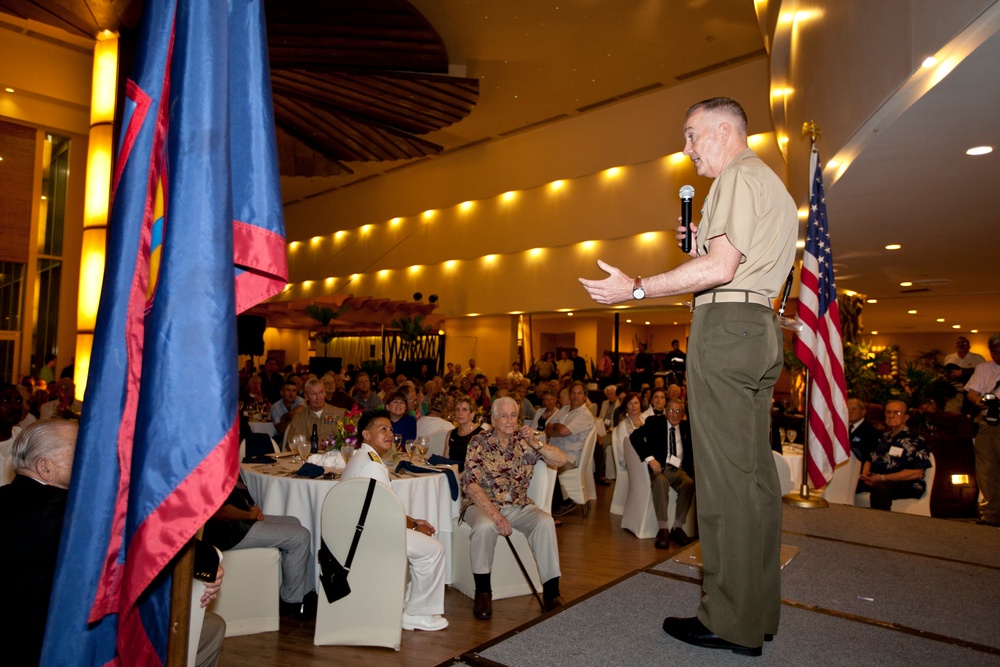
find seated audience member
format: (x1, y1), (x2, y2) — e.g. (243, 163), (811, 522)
(545, 381), (597, 515)
(462, 397), (568, 620)
(270, 379), (305, 444)
(596, 384), (621, 486)
(351, 372), (381, 412)
(858, 399), (932, 511)
(416, 392), (453, 439)
(258, 357), (284, 404)
(507, 362), (524, 381)
(847, 397), (881, 468)
(470, 384), (491, 413)
(203, 474), (316, 620)
(0, 420), (226, 666)
(285, 378), (346, 446)
(342, 410), (448, 631)
(377, 377), (396, 402)
(613, 392), (645, 475)
(531, 391), (558, 431)
(444, 396), (483, 471)
(241, 373), (266, 407)
(629, 398), (695, 548)
(386, 390), (417, 443)
(641, 387), (669, 419)
(324, 372), (357, 411)
(1, 383), (25, 485)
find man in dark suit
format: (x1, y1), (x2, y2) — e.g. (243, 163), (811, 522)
(847, 398), (881, 489)
(629, 397), (696, 549)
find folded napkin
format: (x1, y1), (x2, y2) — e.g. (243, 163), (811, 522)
(295, 462), (325, 478)
(395, 460), (459, 501)
(307, 451), (346, 469)
(242, 453), (275, 464)
(428, 454), (461, 468)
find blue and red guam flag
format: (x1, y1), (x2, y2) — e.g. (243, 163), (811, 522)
(793, 148), (850, 488)
(43, 0), (287, 664)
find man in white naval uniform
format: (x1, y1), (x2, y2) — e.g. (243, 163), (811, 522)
(341, 409), (448, 631)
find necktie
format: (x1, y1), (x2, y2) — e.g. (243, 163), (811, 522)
(669, 425), (677, 458)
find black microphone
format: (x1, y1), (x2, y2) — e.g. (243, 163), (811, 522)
(679, 185), (695, 253)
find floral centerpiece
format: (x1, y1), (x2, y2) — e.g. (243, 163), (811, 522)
(322, 404), (363, 452)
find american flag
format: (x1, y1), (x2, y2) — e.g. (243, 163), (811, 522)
(793, 148), (850, 488)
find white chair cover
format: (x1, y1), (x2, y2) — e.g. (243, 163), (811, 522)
(557, 429), (598, 516)
(609, 420), (634, 515)
(428, 429), (449, 458)
(188, 580), (207, 667)
(314, 478), (407, 650)
(856, 452), (935, 516)
(821, 454), (862, 505)
(772, 449), (795, 496)
(450, 460), (552, 600)
(206, 547), (281, 636)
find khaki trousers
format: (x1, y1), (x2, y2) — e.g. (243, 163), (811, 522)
(687, 302), (783, 649)
(464, 504), (561, 583)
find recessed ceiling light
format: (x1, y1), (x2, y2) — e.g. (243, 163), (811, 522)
(885, 244), (901, 250)
(645, 321), (651, 326)
(971, 329), (979, 333)
(952, 324), (961, 329)
(871, 330), (879, 335)
(921, 56), (938, 68)
(567, 312), (573, 317)
(866, 299), (877, 304)
(907, 309), (918, 314)
(626, 319), (632, 323)
(966, 146), (993, 156)
(900, 281), (912, 287)
(936, 318), (945, 323)
(3, 87), (14, 93)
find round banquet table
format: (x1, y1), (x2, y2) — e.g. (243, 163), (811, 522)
(782, 445), (804, 492)
(241, 456), (460, 585)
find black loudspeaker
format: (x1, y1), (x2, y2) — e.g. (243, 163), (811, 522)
(310, 357), (342, 377)
(236, 315), (266, 357)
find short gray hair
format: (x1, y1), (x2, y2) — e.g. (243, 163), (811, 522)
(989, 333), (1000, 348)
(11, 419), (78, 472)
(491, 395), (519, 420)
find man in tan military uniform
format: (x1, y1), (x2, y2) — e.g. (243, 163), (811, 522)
(580, 97), (797, 656)
(285, 377), (345, 447)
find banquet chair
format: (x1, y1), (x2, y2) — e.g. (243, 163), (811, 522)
(188, 578), (207, 667)
(427, 429), (449, 458)
(557, 429), (598, 516)
(450, 460), (554, 600)
(621, 440), (696, 539)
(609, 427), (630, 515)
(238, 433), (280, 460)
(772, 449), (795, 496)
(820, 454), (862, 505)
(855, 452), (936, 516)
(314, 478), (407, 650)
(205, 546), (281, 636)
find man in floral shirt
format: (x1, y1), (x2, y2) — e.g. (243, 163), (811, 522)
(462, 396), (568, 620)
(858, 399), (932, 510)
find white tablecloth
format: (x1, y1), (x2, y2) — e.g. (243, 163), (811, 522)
(782, 446), (804, 492)
(241, 457), (460, 584)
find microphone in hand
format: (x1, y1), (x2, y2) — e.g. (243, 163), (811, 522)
(679, 185), (695, 253)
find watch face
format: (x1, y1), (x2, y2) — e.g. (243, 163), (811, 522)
(633, 287), (645, 299)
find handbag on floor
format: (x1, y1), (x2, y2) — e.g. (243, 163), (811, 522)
(317, 477), (376, 603)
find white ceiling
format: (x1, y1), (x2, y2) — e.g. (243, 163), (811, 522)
(278, 0), (999, 337)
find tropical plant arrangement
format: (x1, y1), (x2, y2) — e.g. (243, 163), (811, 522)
(305, 303), (349, 356)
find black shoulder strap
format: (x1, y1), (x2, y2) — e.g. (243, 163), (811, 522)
(343, 478), (377, 570)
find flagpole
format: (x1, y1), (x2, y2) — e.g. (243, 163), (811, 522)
(167, 539), (195, 666)
(783, 120), (829, 509)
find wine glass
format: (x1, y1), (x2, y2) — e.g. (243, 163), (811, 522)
(416, 436), (429, 463)
(404, 439), (415, 459)
(289, 435), (305, 462)
(296, 437), (312, 464)
(786, 429), (798, 445)
(778, 428), (786, 445)
(393, 433), (403, 453)
(341, 444), (354, 465)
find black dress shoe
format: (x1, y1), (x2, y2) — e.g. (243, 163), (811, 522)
(296, 591), (318, 622)
(662, 616), (762, 657)
(473, 592), (493, 620)
(542, 595), (565, 612)
(654, 528), (671, 550)
(669, 528), (692, 547)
